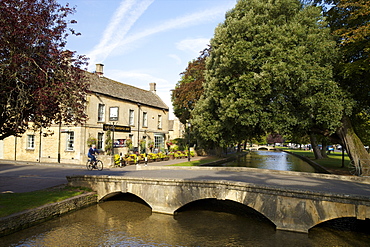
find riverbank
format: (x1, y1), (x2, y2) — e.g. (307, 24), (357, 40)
(280, 148), (352, 175)
(0, 189), (97, 237)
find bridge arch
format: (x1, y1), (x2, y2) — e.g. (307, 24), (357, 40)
(100, 191), (152, 209)
(175, 198), (275, 226)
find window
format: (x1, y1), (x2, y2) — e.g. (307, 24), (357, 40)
(129, 109), (135, 126)
(142, 112), (148, 127)
(66, 132), (74, 151)
(157, 115), (162, 129)
(154, 134), (164, 149)
(27, 135), (35, 149)
(97, 133), (104, 150)
(109, 107), (119, 121)
(98, 104), (105, 122)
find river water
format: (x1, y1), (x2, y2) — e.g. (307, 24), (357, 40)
(221, 150), (317, 173)
(2, 197), (370, 246)
(2, 151), (370, 246)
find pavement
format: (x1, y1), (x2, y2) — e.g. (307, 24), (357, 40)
(1, 157), (370, 200)
(0, 156), (205, 193)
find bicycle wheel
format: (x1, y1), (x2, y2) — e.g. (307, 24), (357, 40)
(86, 160), (93, 171)
(96, 160), (103, 171)
(349, 161), (361, 176)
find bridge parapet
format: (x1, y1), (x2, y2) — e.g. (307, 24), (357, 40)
(67, 175), (370, 233)
(250, 145), (276, 151)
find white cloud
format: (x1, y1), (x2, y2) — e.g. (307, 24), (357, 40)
(168, 54), (182, 65)
(176, 38), (210, 55)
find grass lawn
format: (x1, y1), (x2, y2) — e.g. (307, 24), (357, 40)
(282, 148), (352, 175)
(0, 186), (92, 218)
(170, 156), (220, 166)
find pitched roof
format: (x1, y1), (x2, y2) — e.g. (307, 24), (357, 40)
(85, 71), (168, 110)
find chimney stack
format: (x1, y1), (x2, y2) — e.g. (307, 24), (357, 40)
(150, 82), (156, 94)
(95, 64), (104, 77)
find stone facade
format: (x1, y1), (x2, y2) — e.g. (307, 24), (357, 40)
(168, 118), (185, 140)
(0, 65), (169, 165)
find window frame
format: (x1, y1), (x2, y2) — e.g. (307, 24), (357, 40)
(27, 135), (35, 150)
(142, 112), (148, 128)
(157, 115), (162, 129)
(98, 103), (105, 122)
(129, 109), (135, 126)
(66, 132), (74, 151)
(97, 132), (104, 150)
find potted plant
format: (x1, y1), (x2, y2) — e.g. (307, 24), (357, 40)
(147, 140), (154, 152)
(87, 135), (97, 147)
(125, 138), (133, 151)
(147, 153), (156, 162)
(168, 151), (175, 160)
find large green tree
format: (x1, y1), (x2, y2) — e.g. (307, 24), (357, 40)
(193, 0), (347, 150)
(0, 0), (88, 140)
(309, 0), (370, 172)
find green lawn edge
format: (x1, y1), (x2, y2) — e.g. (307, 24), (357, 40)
(0, 186), (92, 218)
(169, 157), (220, 166)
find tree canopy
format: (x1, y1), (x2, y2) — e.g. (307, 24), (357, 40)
(171, 48), (209, 124)
(192, 0), (346, 147)
(0, 0), (88, 140)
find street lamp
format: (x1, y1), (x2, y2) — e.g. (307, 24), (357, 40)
(111, 122), (116, 156)
(187, 121), (191, 162)
(137, 103), (141, 154)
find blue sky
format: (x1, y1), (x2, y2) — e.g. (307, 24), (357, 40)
(61, 0), (237, 119)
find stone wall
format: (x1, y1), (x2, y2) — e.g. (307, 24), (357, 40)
(0, 192), (97, 237)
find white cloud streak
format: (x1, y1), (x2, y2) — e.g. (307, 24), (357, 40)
(176, 38), (210, 54)
(113, 7), (227, 54)
(88, 0), (154, 67)
(87, 0), (231, 68)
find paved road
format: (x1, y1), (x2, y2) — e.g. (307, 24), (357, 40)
(0, 158), (201, 193)
(1, 159), (370, 199)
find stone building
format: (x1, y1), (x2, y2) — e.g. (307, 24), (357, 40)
(168, 118), (185, 140)
(0, 64), (169, 165)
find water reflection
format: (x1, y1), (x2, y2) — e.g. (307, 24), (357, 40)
(223, 151), (317, 173)
(2, 199), (370, 246)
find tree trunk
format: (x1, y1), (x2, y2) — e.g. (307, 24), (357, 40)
(310, 132), (323, 159)
(336, 115), (370, 176)
(320, 138), (328, 159)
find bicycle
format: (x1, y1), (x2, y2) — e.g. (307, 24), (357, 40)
(86, 157), (103, 171)
(348, 160), (362, 176)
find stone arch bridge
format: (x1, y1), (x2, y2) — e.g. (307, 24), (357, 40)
(67, 173), (370, 233)
(250, 145), (276, 151)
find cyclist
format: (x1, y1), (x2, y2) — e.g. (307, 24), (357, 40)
(88, 145), (99, 165)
